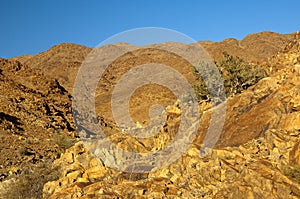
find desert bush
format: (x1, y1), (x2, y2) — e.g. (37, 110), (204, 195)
(52, 131), (76, 150)
(193, 52), (266, 101)
(283, 165), (300, 183)
(2, 161), (60, 199)
(193, 60), (225, 103)
(219, 52), (266, 96)
(2, 131), (75, 198)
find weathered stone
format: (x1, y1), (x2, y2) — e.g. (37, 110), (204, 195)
(2, 33), (300, 199)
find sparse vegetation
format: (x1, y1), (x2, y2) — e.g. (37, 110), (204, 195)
(220, 52), (266, 96)
(2, 161), (60, 199)
(283, 165), (300, 183)
(52, 131), (77, 150)
(1, 32), (299, 198)
(193, 60), (225, 102)
(193, 52), (266, 101)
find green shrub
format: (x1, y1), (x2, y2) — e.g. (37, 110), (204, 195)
(52, 131), (76, 150)
(283, 165), (300, 183)
(193, 60), (225, 103)
(193, 52), (266, 101)
(2, 161), (60, 199)
(219, 52), (266, 96)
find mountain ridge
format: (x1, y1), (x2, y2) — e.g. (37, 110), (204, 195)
(1, 31), (300, 198)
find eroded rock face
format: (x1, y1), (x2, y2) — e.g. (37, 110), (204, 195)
(267, 32), (300, 74)
(43, 129), (300, 198)
(210, 65), (300, 148)
(199, 32), (294, 63)
(23, 43), (92, 93)
(0, 58), (77, 197)
(1, 32), (300, 198)
(43, 62), (300, 197)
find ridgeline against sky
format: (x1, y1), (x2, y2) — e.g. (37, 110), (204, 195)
(1, 0), (300, 58)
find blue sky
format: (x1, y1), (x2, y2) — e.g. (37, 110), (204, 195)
(1, 0), (299, 58)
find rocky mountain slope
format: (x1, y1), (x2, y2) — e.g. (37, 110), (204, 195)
(23, 43), (92, 93)
(0, 31), (299, 198)
(41, 34), (300, 198)
(267, 32), (300, 73)
(14, 32), (295, 95)
(0, 58), (77, 197)
(199, 31), (294, 63)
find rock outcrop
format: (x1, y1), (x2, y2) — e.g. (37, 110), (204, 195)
(0, 58), (77, 198)
(267, 32), (300, 74)
(1, 31), (300, 198)
(42, 38), (300, 198)
(23, 43), (92, 92)
(199, 31), (294, 63)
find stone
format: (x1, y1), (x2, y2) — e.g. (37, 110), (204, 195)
(82, 165), (107, 180)
(2, 33), (300, 199)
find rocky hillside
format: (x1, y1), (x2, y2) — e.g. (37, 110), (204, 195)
(199, 31), (294, 63)
(0, 58), (77, 198)
(41, 36), (300, 198)
(0, 31), (299, 198)
(23, 43), (92, 92)
(267, 32), (300, 73)
(15, 32), (295, 95)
